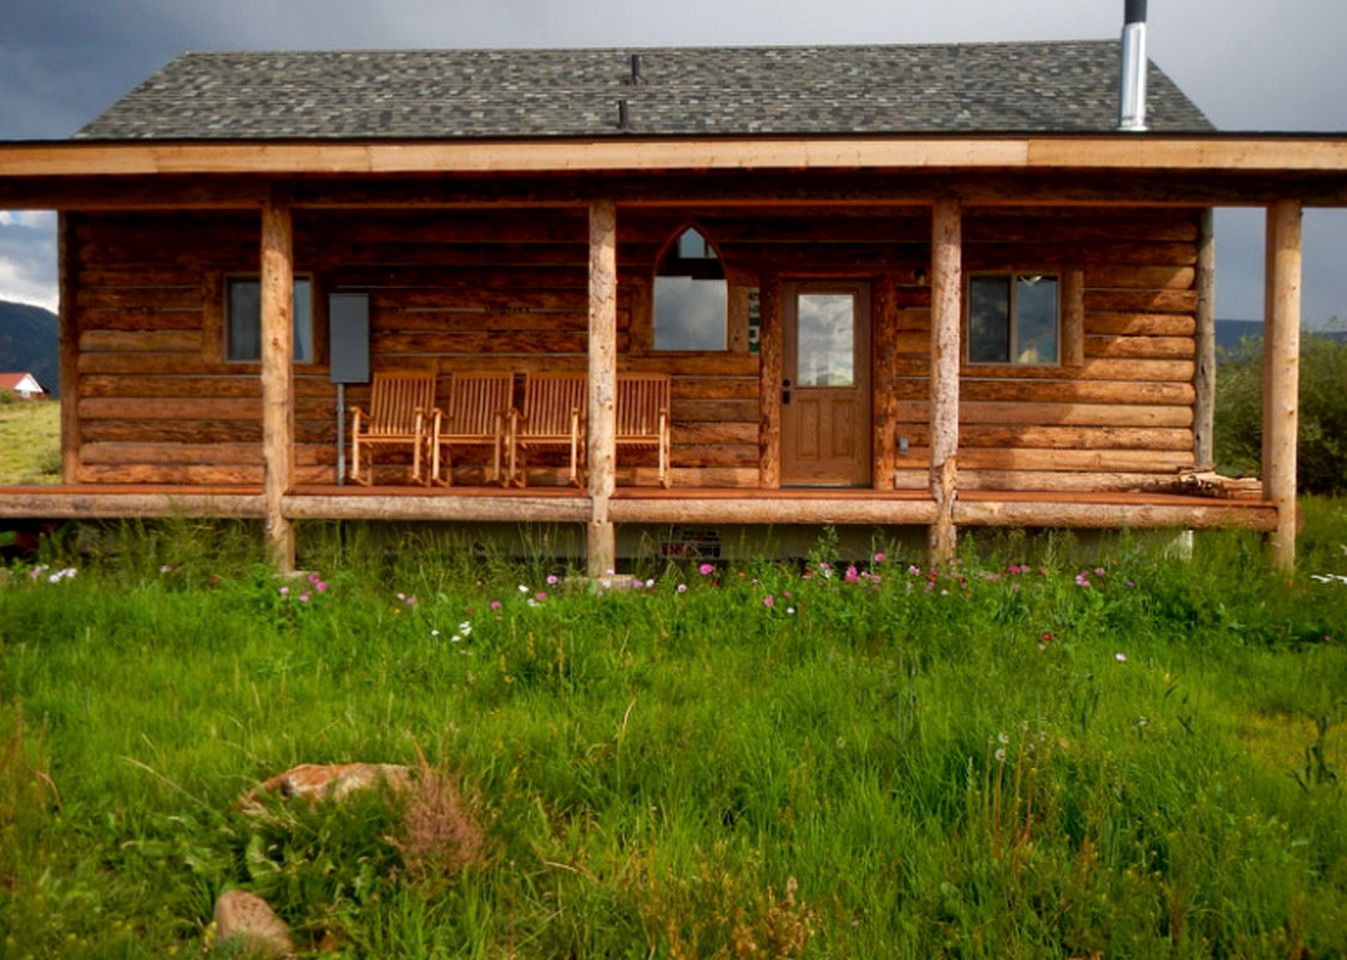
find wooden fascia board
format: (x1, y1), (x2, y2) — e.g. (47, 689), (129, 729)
(4, 136), (1347, 179)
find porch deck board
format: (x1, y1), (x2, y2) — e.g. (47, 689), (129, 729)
(0, 484), (1276, 532)
(285, 484), (589, 523)
(0, 484), (265, 519)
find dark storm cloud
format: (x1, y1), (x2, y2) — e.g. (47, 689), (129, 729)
(2, 0), (1346, 320)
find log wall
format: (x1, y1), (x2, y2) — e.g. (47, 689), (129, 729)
(887, 207), (1200, 491)
(71, 204), (1200, 492)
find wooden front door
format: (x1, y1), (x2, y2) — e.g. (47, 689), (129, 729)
(781, 281), (872, 486)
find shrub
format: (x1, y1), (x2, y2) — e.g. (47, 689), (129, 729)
(1214, 333), (1347, 494)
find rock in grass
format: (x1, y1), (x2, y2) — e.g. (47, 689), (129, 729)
(214, 890), (293, 958)
(237, 763), (414, 813)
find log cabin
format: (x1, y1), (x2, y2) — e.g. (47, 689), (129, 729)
(1, 5), (1344, 573)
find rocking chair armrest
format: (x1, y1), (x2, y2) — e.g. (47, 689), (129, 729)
(413, 406), (437, 433)
(351, 406), (369, 429)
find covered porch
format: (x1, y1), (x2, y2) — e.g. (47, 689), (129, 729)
(0, 136), (1337, 573)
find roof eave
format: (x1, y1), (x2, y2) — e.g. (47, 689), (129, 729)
(4, 133), (1347, 179)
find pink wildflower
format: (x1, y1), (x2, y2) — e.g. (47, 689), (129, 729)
(535, 591), (547, 602)
(279, 586), (289, 596)
(298, 593), (310, 603)
(546, 574), (560, 586)
(676, 583), (687, 594)
(489, 600), (502, 612)
(762, 595), (775, 608)
(908, 565), (921, 576)
(873, 552), (886, 564)
(845, 566), (859, 584)
(315, 581), (328, 593)
(699, 563), (715, 576)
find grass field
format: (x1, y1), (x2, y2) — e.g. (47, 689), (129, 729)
(2, 509), (1346, 958)
(0, 398), (60, 486)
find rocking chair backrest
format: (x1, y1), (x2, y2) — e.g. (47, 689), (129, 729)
(616, 373), (670, 439)
(369, 371), (437, 435)
(520, 372), (587, 437)
(445, 371), (514, 436)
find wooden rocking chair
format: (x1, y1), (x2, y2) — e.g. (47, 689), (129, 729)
(507, 372), (587, 487)
(349, 370), (437, 486)
(428, 371), (514, 486)
(616, 372), (672, 488)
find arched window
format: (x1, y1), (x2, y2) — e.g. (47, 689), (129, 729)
(653, 226), (727, 351)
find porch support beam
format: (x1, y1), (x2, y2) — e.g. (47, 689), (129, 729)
(260, 188), (296, 571)
(587, 199), (618, 577)
(928, 199), (962, 565)
(872, 272), (900, 490)
(1193, 208), (1216, 466)
(58, 213), (80, 482)
(758, 274), (783, 488)
(1264, 199), (1302, 571)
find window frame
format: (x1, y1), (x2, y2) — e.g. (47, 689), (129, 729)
(651, 224), (730, 353)
(220, 273), (317, 365)
(964, 271), (1062, 367)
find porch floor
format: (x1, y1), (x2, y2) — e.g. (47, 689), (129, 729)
(0, 483), (1277, 532)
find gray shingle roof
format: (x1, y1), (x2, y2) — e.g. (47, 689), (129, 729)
(75, 42), (1213, 141)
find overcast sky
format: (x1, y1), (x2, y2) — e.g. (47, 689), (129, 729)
(2, 0), (1346, 323)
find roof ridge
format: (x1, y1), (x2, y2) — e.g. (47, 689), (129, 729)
(170, 38), (1120, 58)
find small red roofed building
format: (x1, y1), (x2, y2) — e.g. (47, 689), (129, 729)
(0, 373), (46, 400)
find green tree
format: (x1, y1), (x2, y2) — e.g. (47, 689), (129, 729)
(1214, 333), (1347, 493)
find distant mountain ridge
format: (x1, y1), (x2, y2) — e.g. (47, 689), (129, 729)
(0, 300), (59, 397)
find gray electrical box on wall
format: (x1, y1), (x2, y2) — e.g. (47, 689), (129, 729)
(329, 293), (370, 384)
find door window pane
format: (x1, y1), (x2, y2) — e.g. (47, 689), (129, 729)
(796, 293), (855, 387)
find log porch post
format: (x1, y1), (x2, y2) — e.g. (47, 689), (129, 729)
(58, 212), (80, 482)
(260, 188), (296, 571)
(1264, 199), (1302, 571)
(587, 199), (618, 577)
(872, 272), (899, 490)
(758, 273), (782, 489)
(1193, 208), (1217, 466)
(928, 199), (962, 565)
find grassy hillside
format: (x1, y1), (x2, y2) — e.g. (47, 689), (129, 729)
(2, 513), (1345, 957)
(0, 396), (60, 484)
(0, 299), (59, 397)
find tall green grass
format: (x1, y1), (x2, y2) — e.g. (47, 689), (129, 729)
(2, 507), (1346, 958)
(0, 398), (60, 486)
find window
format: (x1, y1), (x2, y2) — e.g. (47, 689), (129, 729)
(967, 274), (1059, 365)
(226, 277), (314, 362)
(653, 226), (727, 351)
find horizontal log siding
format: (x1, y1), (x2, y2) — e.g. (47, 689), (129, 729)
(75, 213), (265, 484)
(73, 205), (1198, 491)
(888, 207), (1200, 491)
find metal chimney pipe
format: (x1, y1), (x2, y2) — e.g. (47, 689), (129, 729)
(1119, 0), (1148, 131)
